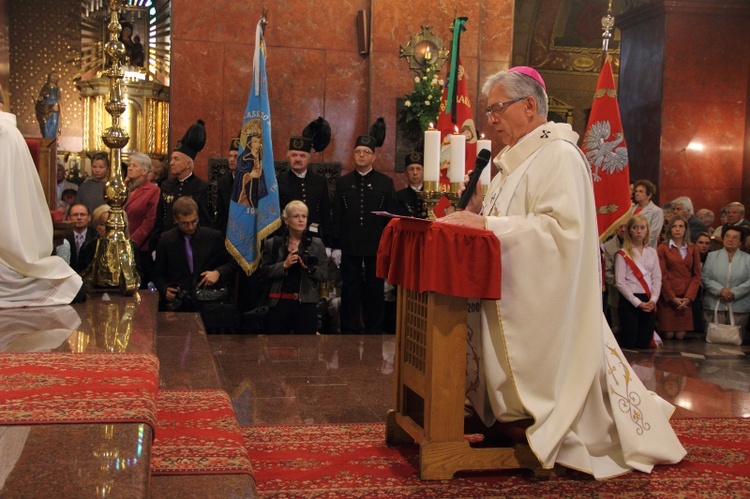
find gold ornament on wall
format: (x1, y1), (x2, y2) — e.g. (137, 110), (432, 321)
(399, 26), (449, 77)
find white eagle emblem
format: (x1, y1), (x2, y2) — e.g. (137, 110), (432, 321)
(584, 121), (628, 182)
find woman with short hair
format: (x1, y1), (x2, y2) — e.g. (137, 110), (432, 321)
(124, 152), (160, 287)
(702, 227), (750, 342)
(259, 201), (328, 334)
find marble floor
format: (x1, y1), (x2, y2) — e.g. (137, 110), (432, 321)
(209, 331), (750, 425)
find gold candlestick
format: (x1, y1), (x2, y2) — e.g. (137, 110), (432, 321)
(86, 0), (140, 295)
(419, 181), (461, 220)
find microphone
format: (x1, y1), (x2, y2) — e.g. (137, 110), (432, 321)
(457, 149), (492, 210)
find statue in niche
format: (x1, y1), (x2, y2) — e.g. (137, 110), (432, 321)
(119, 22), (144, 67)
(35, 71), (61, 138)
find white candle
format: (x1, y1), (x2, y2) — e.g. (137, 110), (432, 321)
(449, 133), (466, 183)
(423, 126), (441, 183)
(477, 138), (492, 185)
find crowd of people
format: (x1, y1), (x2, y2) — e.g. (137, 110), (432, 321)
(5, 66), (695, 479)
(51, 117), (428, 334)
(603, 183), (750, 347)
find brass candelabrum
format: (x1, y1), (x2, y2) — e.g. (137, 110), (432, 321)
(86, 0), (140, 295)
(419, 181), (460, 221)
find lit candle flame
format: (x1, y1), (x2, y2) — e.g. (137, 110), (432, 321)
(454, 125), (459, 134)
(428, 122), (435, 130)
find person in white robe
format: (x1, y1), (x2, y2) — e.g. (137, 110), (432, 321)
(0, 107), (83, 308)
(439, 67), (685, 479)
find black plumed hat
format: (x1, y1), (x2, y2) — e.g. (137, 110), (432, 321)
(302, 116), (331, 153)
(229, 132), (241, 151)
(355, 117), (386, 152)
(175, 119), (206, 160)
(404, 151), (424, 167)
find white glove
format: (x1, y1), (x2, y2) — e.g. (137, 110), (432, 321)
(331, 249), (342, 267)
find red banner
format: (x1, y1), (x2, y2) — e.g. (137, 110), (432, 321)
(434, 57), (477, 217)
(581, 58), (631, 241)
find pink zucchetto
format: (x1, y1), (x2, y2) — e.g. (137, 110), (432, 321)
(507, 66), (546, 90)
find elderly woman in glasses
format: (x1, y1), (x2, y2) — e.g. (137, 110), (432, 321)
(260, 201), (328, 334)
(701, 227), (750, 340)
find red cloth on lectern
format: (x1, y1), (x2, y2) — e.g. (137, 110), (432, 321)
(377, 218), (501, 300)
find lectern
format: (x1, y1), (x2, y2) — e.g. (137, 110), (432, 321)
(377, 218), (540, 480)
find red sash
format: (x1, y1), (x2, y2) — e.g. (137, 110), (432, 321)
(617, 249), (651, 300)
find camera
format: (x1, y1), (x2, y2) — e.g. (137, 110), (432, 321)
(298, 234), (318, 268)
(299, 250), (318, 269)
(167, 288), (192, 311)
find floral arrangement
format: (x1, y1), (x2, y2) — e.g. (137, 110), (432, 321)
(66, 157), (88, 185)
(400, 65), (444, 131)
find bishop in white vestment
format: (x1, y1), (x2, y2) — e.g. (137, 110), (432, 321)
(0, 109), (83, 308)
(441, 67), (685, 479)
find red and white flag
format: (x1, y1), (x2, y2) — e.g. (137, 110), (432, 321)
(582, 58), (631, 241)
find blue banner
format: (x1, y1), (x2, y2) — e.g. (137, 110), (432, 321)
(226, 18), (281, 275)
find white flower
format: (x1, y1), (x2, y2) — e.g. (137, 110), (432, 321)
(414, 76), (420, 83)
(422, 76), (428, 81)
(405, 100), (411, 107)
(427, 95), (432, 100)
(439, 79), (445, 86)
(424, 100), (429, 105)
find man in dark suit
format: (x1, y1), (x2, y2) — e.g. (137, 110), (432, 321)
(153, 196), (235, 312)
(215, 135), (240, 235)
(65, 203), (96, 273)
(277, 134), (332, 244)
(395, 152), (427, 219)
(331, 123), (397, 334)
(151, 119), (214, 250)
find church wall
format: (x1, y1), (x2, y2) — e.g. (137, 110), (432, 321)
(658, 5), (750, 216)
(170, 0), (514, 181)
(619, 0), (750, 217)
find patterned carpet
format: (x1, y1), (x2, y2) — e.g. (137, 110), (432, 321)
(0, 354), (252, 476)
(242, 418), (750, 498)
(0, 352), (159, 426)
(151, 389), (253, 475)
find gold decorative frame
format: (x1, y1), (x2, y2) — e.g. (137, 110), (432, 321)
(399, 26), (449, 76)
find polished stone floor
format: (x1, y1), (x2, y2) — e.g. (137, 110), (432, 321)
(209, 331), (750, 425)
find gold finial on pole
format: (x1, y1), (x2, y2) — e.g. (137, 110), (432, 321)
(260, 7), (268, 34)
(601, 0), (615, 65)
(86, 0), (140, 295)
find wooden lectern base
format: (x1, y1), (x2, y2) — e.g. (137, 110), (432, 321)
(385, 288), (549, 480)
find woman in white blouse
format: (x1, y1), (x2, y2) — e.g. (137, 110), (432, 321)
(615, 214), (662, 348)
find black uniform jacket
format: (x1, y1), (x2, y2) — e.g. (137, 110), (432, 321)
(332, 169), (396, 257)
(277, 169), (332, 245)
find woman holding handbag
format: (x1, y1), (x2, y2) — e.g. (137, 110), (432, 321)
(701, 227), (750, 343)
(656, 216), (702, 340)
(615, 215), (662, 349)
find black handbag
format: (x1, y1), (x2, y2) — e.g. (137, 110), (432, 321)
(193, 285), (229, 302)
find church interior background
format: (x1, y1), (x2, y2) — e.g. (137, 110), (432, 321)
(1, 0), (748, 215)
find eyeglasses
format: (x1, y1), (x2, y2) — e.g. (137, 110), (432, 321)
(177, 219), (199, 228)
(354, 149), (374, 156)
(485, 97), (527, 117)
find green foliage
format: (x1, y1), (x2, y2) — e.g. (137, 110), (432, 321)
(399, 65), (443, 132)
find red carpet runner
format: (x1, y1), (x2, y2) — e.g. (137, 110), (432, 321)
(151, 389), (252, 475)
(242, 418), (750, 498)
(0, 354), (251, 476)
(0, 353), (159, 426)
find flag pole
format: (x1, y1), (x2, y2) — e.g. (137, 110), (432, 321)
(601, 0), (614, 66)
